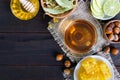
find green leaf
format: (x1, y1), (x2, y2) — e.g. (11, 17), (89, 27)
(55, 0), (74, 9)
(43, 7), (70, 14)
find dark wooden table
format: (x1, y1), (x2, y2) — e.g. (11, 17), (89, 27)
(0, 0), (120, 80)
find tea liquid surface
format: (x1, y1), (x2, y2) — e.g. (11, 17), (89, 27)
(64, 20), (97, 54)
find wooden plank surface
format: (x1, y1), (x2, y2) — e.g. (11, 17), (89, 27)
(0, 66), (63, 80)
(0, 0), (51, 32)
(0, 0), (120, 80)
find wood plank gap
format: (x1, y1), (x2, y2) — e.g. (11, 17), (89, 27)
(0, 65), (63, 67)
(0, 32), (50, 34)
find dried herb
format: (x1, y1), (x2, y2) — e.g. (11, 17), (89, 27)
(43, 0), (75, 14)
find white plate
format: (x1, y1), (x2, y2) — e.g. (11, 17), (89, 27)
(92, 14), (114, 20)
(74, 55), (114, 80)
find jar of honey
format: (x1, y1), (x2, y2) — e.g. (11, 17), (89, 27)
(10, 0), (39, 20)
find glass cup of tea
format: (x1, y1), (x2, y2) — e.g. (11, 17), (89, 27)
(57, 15), (99, 57)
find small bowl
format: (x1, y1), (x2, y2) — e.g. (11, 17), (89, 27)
(10, 0), (40, 20)
(74, 55), (114, 80)
(103, 20), (120, 44)
(41, 0), (78, 18)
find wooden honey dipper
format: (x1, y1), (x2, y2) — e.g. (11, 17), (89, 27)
(19, 0), (35, 13)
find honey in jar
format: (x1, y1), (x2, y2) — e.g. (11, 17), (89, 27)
(10, 0), (39, 20)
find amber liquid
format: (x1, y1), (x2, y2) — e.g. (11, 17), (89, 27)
(64, 20), (97, 54)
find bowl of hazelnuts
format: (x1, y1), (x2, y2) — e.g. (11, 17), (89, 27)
(104, 20), (120, 43)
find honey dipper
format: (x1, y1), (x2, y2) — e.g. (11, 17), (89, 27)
(19, 0), (35, 13)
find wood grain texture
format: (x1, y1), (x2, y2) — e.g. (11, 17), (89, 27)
(0, 66), (63, 80)
(0, 0), (51, 32)
(0, 0), (120, 80)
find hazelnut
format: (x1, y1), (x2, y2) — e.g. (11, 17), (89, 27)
(64, 69), (71, 75)
(108, 23), (115, 28)
(115, 21), (120, 28)
(114, 34), (119, 42)
(118, 34), (120, 39)
(105, 26), (113, 34)
(64, 60), (71, 67)
(107, 33), (114, 41)
(56, 54), (63, 61)
(103, 46), (110, 53)
(111, 48), (119, 55)
(113, 27), (120, 34)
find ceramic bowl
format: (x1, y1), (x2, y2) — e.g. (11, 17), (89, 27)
(41, 0), (78, 18)
(74, 55), (114, 80)
(103, 20), (120, 44)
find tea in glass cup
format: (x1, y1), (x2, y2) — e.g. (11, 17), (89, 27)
(59, 19), (97, 56)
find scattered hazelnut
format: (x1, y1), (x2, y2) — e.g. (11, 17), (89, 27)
(108, 33), (114, 41)
(115, 21), (120, 28)
(111, 48), (119, 55)
(105, 27), (113, 34)
(113, 27), (120, 34)
(64, 69), (71, 75)
(64, 60), (71, 67)
(103, 46), (110, 53)
(56, 54), (64, 61)
(114, 34), (119, 41)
